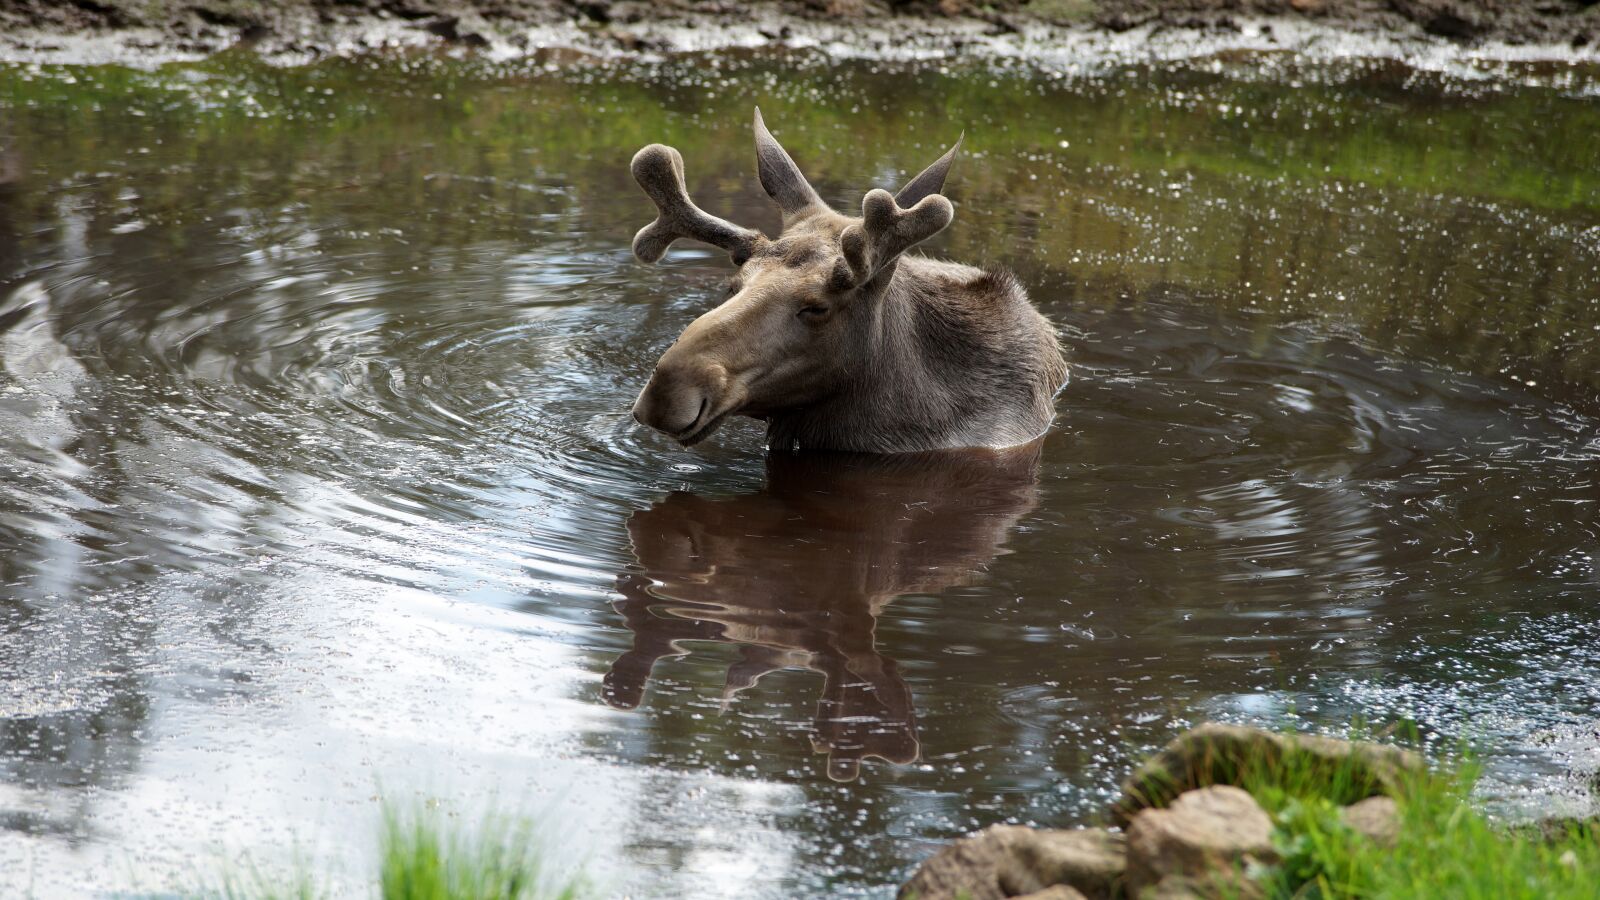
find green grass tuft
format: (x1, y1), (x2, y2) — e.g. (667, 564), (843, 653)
(378, 803), (584, 900)
(192, 802), (585, 900)
(1252, 756), (1600, 899)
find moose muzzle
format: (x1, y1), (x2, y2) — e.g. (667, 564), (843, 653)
(631, 357), (739, 447)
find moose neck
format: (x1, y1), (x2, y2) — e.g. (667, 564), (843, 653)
(765, 256), (1063, 454)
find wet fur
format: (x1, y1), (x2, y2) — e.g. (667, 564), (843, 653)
(765, 256), (1067, 453)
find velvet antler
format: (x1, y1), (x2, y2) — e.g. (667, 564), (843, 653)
(753, 107), (825, 218)
(631, 144), (765, 265)
(838, 189), (955, 287)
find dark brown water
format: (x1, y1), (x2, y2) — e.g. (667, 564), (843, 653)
(1, 51), (1599, 897)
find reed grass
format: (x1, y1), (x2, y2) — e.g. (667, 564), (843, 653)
(194, 802), (585, 900)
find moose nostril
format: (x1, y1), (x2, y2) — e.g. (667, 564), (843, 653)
(632, 366), (713, 437)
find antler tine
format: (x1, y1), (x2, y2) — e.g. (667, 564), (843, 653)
(631, 144), (764, 265)
(839, 189), (954, 286)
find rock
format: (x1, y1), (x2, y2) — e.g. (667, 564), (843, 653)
(1013, 887), (1088, 900)
(424, 15), (489, 47)
(1421, 10), (1483, 41)
(1096, 10), (1154, 33)
(1111, 723), (1423, 827)
(998, 827), (1126, 898)
(378, 0), (435, 22)
(1340, 795), (1400, 847)
(805, 0), (867, 17)
(190, 4), (268, 30)
(1125, 786), (1275, 897)
(898, 824), (1126, 900)
(1142, 872), (1264, 899)
(1505, 815), (1600, 844)
(899, 826), (1011, 900)
(1392, 0), (1487, 42)
(573, 1), (613, 25)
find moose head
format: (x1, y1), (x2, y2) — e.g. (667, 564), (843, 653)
(628, 109), (1066, 454)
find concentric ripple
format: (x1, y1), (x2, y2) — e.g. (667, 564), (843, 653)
(2, 54), (1599, 899)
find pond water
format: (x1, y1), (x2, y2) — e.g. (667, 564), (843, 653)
(1, 50), (1599, 897)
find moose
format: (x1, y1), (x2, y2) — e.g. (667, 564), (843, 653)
(628, 109), (1067, 454)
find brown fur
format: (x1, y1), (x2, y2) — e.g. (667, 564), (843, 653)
(629, 109), (1068, 453)
(602, 445), (1042, 780)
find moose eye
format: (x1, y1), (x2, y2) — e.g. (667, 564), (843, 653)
(722, 279), (742, 298)
(797, 304), (830, 322)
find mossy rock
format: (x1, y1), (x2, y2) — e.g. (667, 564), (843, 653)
(1110, 723), (1424, 827)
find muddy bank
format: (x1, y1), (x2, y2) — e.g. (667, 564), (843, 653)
(1079, 0), (1600, 47)
(1, 0), (1597, 66)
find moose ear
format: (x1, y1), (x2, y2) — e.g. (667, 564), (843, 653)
(753, 107), (825, 217)
(895, 133), (963, 207)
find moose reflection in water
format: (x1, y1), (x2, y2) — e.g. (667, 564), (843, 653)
(603, 445), (1042, 781)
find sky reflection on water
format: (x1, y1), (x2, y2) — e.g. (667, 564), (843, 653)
(0, 52), (1598, 897)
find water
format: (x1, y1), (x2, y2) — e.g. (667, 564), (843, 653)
(1, 50), (1599, 897)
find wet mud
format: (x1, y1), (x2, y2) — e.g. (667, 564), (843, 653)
(2, 0), (1598, 66)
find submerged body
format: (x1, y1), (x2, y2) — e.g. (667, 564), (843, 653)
(628, 110), (1067, 453)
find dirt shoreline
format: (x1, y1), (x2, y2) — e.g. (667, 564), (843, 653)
(1, 0), (1597, 67)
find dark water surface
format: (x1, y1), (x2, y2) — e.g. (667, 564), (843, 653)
(2, 51), (1599, 896)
